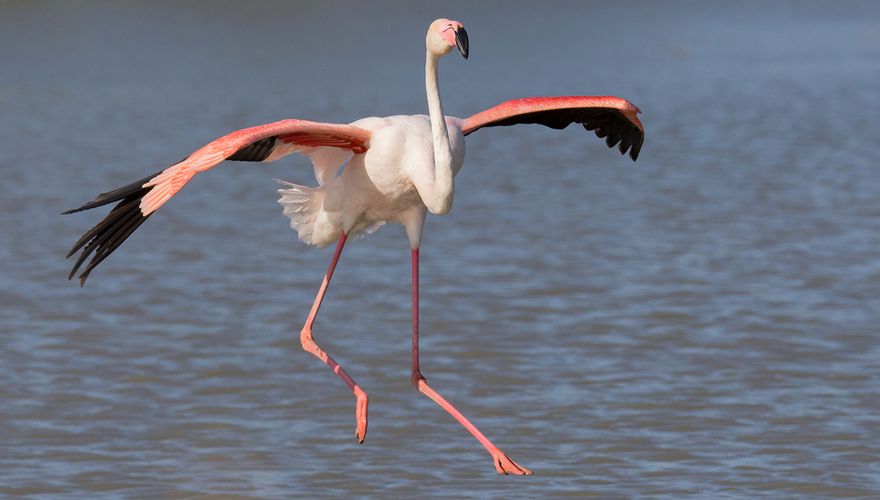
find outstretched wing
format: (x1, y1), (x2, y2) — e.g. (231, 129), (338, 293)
(462, 96), (644, 161)
(64, 119), (371, 285)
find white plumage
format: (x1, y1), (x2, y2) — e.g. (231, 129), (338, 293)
(277, 114), (465, 247)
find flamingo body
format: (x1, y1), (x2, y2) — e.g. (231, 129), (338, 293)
(64, 18), (644, 475)
(282, 114), (466, 248)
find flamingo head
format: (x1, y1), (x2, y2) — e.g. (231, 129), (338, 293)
(427, 18), (468, 60)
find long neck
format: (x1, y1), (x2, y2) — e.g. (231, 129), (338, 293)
(423, 50), (454, 214)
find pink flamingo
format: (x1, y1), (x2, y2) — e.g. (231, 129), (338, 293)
(65, 18), (643, 475)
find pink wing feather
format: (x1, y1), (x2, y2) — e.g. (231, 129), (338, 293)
(64, 119), (371, 284)
(141, 120), (370, 214)
(462, 96), (644, 160)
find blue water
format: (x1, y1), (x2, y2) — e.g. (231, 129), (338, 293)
(1, 1), (879, 497)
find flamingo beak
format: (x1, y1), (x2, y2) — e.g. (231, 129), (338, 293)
(455, 27), (469, 59)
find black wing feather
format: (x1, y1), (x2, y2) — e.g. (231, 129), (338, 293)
(227, 137), (277, 162)
(62, 170), (163, 215)
(466, 107), (643, 161)
(64, 172), (160, 286)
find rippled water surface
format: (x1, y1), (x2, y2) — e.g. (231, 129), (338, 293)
(2, 1), (879, 497)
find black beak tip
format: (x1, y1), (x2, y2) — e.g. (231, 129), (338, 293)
(455, 27), (469, 59)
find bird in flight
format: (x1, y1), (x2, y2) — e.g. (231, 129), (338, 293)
(65, 18), (643, 475)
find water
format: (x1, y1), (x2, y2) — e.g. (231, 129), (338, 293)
(2, 1), (879, 497)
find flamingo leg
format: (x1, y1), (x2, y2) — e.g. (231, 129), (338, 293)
(410, 248), (532, 475)
(300, 232), (369, 443)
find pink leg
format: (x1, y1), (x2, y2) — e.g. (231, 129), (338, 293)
(410, 248), (532, 475)
(300, 233), (369, 443)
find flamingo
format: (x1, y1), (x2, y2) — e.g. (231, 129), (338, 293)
(64, 18), (643, 475)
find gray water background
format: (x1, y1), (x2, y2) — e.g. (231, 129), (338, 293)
(1, 0), (879, 497)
